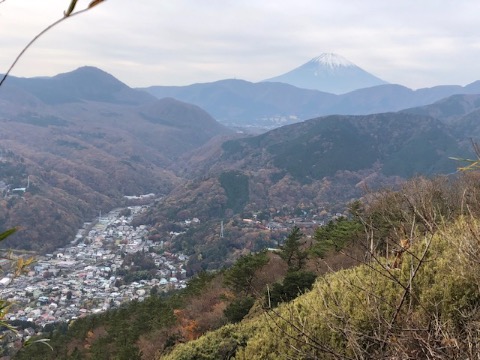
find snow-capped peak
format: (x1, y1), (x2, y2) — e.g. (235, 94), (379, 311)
(310, 53), (355, 68)
(262, 52), (387, 94)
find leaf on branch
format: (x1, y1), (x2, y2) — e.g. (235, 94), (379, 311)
(448, 157), (480, 172)
(0, 228), (17, 242)
(448, 157), (476, 163)
(24, 338), (53, 351)
(64, 0), (79, 17)
(0, 322), (17, 336)
(15, 256), (35, 277)
(0, 300), (15, 334)
(89, 0), (105, 8)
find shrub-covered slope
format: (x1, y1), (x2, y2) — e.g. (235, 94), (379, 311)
(162, 216), (480, 359)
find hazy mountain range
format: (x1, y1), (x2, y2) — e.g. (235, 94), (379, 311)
(142, 54), (480, 129)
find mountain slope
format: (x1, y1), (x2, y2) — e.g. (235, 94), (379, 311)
(218, 112), (459, 181)
(136, 111), (465, 272)
(401, 93), (480, 124)
(263, 53), (388, 94)
(0, 68), (232, 252)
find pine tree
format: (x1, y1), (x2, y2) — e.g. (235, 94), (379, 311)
(280, 226), (307, 271)
(223, 251), (269, 295)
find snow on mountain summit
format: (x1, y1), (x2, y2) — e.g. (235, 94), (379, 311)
(263, 53), (388, 94)
(310, 53), (355, 68)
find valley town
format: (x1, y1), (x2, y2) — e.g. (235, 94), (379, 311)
(0, 201), (189, 346)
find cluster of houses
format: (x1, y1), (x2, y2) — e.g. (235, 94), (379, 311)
(241, 214), (327, 232)
(0, 205), (189, 348)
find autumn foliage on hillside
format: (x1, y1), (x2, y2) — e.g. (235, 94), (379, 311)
(161, 173), (480, 359)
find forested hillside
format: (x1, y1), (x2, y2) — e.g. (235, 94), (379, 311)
(14, 173), (480, 359)
(0, 68), (231, 252)
(160, 173), (480, 359)
(136, 111), (468, 272)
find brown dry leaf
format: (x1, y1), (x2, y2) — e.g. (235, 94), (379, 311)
(88, 0), (104, 8)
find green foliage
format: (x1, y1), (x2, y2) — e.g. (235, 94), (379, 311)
(115, 252), (157, 284)
(221, 139), (244, 155)
(311, 217), (362, 258)
(218, 170), (249, 214)
(177, 271), (216, 300)
(224, 296), (255, 323)
(223, 251), (269, 295)
(279, 226), (307, 271)
(0, 228), (17, 241)
(162, 324), (253, 360)
(269, 117), (378, 183)
(221, 114), (461, 185)
(68, 347), (82, 360)
(267, 270), (316, 308)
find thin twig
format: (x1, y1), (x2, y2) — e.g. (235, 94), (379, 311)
(0, 4), (105, 88)
(339, 248), (408, 291)
(381, 233), (434, 351)
(263, 305), (353, 360)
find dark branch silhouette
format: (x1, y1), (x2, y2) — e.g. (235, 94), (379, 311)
(0, 1), (106, 88)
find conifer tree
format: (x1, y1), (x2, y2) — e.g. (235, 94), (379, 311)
(280, 226), (307, 271)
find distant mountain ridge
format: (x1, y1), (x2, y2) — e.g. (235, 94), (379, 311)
(263, 53), (388, 94)
(141, 53), (480, 130)
(4, 66), (155, 105)
(142, 79), (480, 129)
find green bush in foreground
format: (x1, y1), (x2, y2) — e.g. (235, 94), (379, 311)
(224, 297), (255, 324)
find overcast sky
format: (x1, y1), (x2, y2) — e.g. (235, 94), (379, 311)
(1, 0), (480, 89)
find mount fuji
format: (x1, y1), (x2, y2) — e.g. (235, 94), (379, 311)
(263, 53), (388, 94)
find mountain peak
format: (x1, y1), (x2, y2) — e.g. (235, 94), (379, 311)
(6, 66), (155, 105)
(309, 53), (355, 68)
(263, 53), (388, 94)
